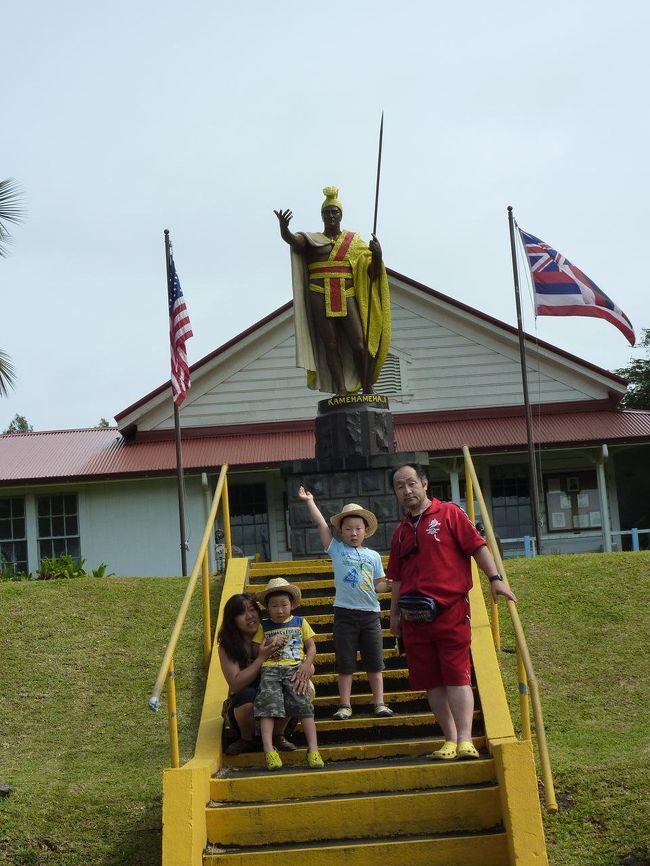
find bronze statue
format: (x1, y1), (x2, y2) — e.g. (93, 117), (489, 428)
(275, 187), (391, 395)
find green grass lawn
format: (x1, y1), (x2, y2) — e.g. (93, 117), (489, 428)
(0, 576), (210, 866)
(493, 552), (650, 866)
(1, 553), (648, 866)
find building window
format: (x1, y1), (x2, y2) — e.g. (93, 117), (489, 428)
(229, 483), (270, 560)
(37, 494), (81, 560)
(490, 468), (533, 539)
(0, 497), (28, 574)
(545, 472), (601, 532)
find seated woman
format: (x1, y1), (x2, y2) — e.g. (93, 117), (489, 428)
(218, 592), (310, 755)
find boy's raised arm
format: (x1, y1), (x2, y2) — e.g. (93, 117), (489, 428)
(298, 485), (333, 550)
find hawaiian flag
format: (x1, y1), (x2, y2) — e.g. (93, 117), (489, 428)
(519, 229), (635, 346)
(168, 257), (194, 405)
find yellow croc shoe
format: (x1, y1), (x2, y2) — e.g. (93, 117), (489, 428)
(307, 750), (324, 769)
(431, 740), (457, 760)
(457, 740), (480, 759)
(265, 749), (283, 770)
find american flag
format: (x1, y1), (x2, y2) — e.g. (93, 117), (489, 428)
(168, 257), (194, 405)
(519, 229), (635, 346)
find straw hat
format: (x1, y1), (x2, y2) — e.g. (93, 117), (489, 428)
(330, 503), (378, 538)
(256, 577), (302, 607)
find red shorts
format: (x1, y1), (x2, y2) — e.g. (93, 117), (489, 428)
(401, 597), (471, 690)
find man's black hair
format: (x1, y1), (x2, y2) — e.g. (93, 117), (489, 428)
(389, 462), (429, 486)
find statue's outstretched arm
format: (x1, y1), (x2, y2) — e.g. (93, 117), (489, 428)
(274, 209), (306, 251)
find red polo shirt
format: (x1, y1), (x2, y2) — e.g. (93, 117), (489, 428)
(387, 499), (485, 607)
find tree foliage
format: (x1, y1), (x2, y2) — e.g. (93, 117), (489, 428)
(97, 418), (110, 427)
(0, 178), (24, 258)
(0, 349), (16, 398)
(4, 413), (33, 433)
(615, 328), (650, 409)
(0, 178), (25, 397)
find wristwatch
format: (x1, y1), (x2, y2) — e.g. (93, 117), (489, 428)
(488, 574), (504, 582)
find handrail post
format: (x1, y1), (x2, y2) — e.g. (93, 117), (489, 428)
(464, 451), (501, 649)
(222, 476), (232, 561)
(202, 550), (212, 666)
(167, 658), (181, 769)
(462, 445), (558, 813)
(149, 465), (231, 767)
(516, 649), (532, 740)
(491, 596), (501, 651)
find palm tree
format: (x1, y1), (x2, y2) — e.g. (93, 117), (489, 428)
(0, 178), (24, 396)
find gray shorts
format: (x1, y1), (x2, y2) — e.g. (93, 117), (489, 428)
(253, 665), (314, 719)
(333, 607), (385, 675)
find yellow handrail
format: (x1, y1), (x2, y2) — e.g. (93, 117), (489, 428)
(148, 464), (232, 767)
(463, 445), (557, 813)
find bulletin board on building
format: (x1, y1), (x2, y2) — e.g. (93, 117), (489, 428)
(544, 471), (602, 532)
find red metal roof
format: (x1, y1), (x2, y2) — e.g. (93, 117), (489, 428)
(2, 409), (650, 486)
(395, 409), (650, 453)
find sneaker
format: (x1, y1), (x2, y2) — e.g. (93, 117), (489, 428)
(431, 740), (457, 760)
(374, 704), (394, 718)
(332, 705), (352, 720)
(224, 738), (255, 756)
(265, 749), (283, 770)
(457, 740), (480, 759)
(307, 750), (324, 769)
(273, 736), (297, 752)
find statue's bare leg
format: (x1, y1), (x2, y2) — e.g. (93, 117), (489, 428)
(309, 293), (346, 394)
(342, 299), (375, 393)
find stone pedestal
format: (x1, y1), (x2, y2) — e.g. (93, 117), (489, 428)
(282, 450), (429, 558)
(315, 394), (396, 461)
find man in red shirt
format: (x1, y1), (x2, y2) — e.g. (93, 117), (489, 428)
(387, 463), (516, 760)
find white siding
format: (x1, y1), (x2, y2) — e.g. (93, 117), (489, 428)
(128, 278), (619, 432)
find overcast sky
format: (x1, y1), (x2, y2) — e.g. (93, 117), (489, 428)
(2, 1), (648, 432)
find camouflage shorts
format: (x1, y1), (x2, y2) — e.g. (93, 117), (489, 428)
(253, 665), (314, 719)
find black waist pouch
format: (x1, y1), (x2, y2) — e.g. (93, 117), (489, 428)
(398, 594), (441, 623)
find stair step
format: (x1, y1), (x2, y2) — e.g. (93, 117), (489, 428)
(317, 647), (399, 665)
(246, 578), (335, 596)
(211, 754), (497, 802)
(313, 628), (393, 643)
(313, 688), (426, 708)
(306, 611), (392, 631)
(206, 783), (502, 845)
(316, 710), (477, 731)
(222, 735), (487, 768)
(312, 667), (407, 684)
(204, 829), (508, 866)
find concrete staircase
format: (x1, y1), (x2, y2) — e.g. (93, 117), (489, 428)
(201, 558), (543, 866)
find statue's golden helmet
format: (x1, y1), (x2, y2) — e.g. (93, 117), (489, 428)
(321, 186), (343, 214)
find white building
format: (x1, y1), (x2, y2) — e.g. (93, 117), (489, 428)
(1, 270), (648, 576)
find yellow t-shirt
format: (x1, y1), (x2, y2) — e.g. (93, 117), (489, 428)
(253, 614), (315, 667)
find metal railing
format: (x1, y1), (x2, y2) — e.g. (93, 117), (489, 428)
(148, 464), (232, 767)
(463, 445), (558, 813)
(610, 527), (650, 551)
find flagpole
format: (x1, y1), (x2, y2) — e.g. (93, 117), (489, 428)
(165, 229), (189, 576)
(507, 207), (543, 554)
(362, 111), (384, 393)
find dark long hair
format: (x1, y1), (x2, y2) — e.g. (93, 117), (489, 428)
(217, 593), (261, 669)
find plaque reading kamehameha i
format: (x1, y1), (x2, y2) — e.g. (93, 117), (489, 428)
(315, 394), (396, 460)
